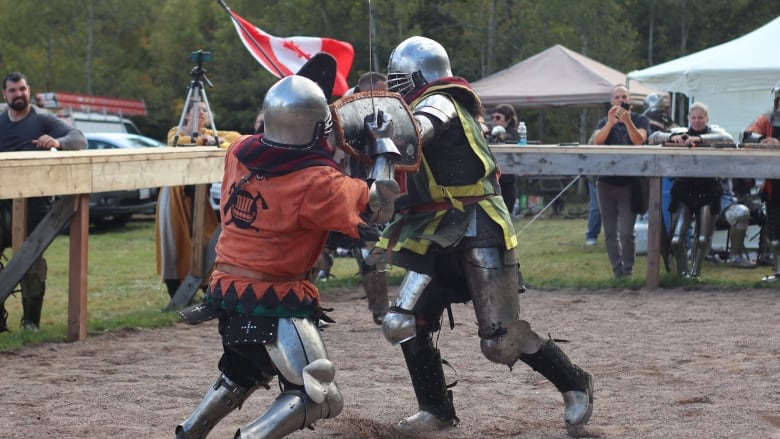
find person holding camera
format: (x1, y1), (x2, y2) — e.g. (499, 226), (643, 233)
(591, 84), (650, 278)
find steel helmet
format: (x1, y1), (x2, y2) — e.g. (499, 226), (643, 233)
(261, 75), (333, 149)
(387, 36), (452, 98)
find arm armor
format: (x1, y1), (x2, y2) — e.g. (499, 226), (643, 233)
(648, 127), (686, 144)
(364, 113), (401, 224)
(700, 126), (733, 144)
(742, 131), (764, 143)
(413, 94), (458, 146)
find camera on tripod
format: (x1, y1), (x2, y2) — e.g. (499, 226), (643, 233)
(190, 50), (212, 82)
(172, 50), (217, 146)
(191, 50), (212, 66)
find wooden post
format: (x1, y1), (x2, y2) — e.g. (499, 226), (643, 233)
(645, 177), (662, 288)
(11, 199), (26, 252)
(189, 184), (208, 278)
(67, 195), (90, 341)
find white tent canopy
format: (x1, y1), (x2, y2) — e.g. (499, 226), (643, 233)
(627, 16), (780, 138)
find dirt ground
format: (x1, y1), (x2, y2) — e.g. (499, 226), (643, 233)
(1, 286), (779, 439)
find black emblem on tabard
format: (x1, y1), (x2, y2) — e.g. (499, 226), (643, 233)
(224, 179), (268, 231)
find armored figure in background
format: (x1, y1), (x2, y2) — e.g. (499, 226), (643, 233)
(743, 80), (780, 281)
(175, 74), (401, 439)
(719, 178), (759, 268)
(649, 102), (733, 279)
(377, 36), (592, 435)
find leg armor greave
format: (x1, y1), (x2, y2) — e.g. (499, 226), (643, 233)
(724, 203), (750, 256)
(519, 339), (594, 435)
(235, 387), (343, 439)
(670, 205), (694, 275)
(382, 271), (432, 344)
(397, 335), (458, 432)
(689, 205), (715, 278)
(176, 373), (258, 439)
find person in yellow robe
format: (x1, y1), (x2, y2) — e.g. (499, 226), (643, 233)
(156, 101), (241, 298)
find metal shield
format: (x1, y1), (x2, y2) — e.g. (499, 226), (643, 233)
(329, 91), (421, 173)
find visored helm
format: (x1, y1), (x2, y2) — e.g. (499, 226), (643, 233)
(773, 79), (780, 111)
(262, 75), (333, 149)
(387, 36), (452, 98)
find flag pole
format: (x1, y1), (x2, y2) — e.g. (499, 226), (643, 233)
(216, 0), (286, 78)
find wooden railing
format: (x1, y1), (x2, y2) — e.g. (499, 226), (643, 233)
(491, 143), (780, 290)
(0, 147), (225, 341)
(3, 144), (778, 340)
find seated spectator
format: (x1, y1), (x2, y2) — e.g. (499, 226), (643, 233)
(487, 104), (520, 214)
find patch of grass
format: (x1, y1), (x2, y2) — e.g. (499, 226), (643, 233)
(1, 210), (774, 351)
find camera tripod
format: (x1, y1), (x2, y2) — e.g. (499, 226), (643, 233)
(172, 50), (218, 147)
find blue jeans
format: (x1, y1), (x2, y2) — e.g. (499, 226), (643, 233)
(586, 179), (601, 240)
(662, 177), (673, 232)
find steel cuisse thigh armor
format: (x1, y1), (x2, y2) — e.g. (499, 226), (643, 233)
(460, 247), (541, 365)
(234, 317), (344, 439)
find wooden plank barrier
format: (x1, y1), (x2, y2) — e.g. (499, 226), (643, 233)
(0, 147), (225, 341)
(2, 144), (780, 340)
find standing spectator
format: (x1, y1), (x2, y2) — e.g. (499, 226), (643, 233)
(0, 72), (87, 331)
(743, 79), (780, 281)
(488, 104), (520, 214)
(592, 85), (650, 277)
(643, 93), (678, 271)
(649, 102), (733, 279)
(355, 71), (387, 93)
(156, 101), (241, 298)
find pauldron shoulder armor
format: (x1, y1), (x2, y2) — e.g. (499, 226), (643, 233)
(413, 94), (458, 145)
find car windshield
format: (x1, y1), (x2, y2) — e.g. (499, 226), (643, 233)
(124, 136), (162, 147)
(87, 134), (164, 150)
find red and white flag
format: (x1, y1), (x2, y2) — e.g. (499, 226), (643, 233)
(226, 7), (354, 97)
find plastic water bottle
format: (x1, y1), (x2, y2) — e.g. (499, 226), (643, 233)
(517, 121), (527, 145)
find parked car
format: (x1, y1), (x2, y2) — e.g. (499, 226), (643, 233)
(85, 133), (164, 225)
